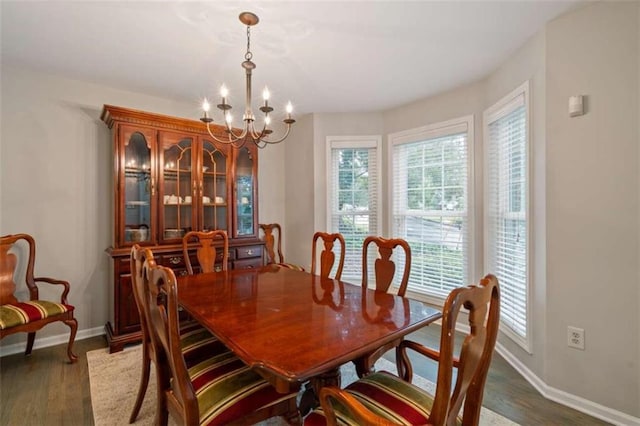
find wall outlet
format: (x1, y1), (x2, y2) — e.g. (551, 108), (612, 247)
(567, 326), (585, 350)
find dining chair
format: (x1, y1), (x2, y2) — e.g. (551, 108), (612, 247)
(306, 274), (501, 426)
(354, 236), (412, 377)
(0, 233), (78, 363)
(143, 257), (301, 425)
(128, 244), (232, 423)
(182, 230), (229, 274)
(311, 232), (346, 280)
(260, 223), (304, 271)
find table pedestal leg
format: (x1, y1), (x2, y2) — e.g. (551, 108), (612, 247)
(298, 367), (341, 416)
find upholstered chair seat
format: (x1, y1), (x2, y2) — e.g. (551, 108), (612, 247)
(304, 371), (462, 426)
(0, 301), (74, 329)
(178, 349), (297, 425)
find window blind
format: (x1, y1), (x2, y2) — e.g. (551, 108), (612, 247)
(391, 124), (470, 299)
(485, 91), (529, 344)
(328, 138), (380, 283)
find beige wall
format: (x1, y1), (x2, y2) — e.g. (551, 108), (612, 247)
(282, 2), (639, 421)
(545, 1), (639, 415)
(0, 65), (285, 347)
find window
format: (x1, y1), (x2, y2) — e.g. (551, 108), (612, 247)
(389, 117), (473, 300)
(484, 81), (530, 350)
(326, 136), (381, 283)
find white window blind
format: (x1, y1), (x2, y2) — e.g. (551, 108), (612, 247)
(389, 118), (472, 299)
(327, 137), (381, 283)
(484, 83), (529, 348)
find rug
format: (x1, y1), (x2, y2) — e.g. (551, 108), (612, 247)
(87, 345), (517, 425)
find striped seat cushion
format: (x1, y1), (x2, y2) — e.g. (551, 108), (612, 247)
(305, 371), (461, 426)
(185, 351), (296, 425)
(179, 321), (232, 366)
(0, 301), (74, 330)
(277, 263), (305, 272)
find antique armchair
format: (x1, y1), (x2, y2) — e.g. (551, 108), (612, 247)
(306, 275), (501, 426)
(182, 230), (229, 274)
(259, 223), (304, 271)
(128, 244), (232, 423)
(353, 236), (411, 377)
(0, 233), (77, 363)
(144, 258), (300, 425)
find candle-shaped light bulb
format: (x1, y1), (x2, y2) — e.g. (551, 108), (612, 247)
(225, 112), (233, 124)
(263, 87), (270, 101)
(286, 101), (293, 114)
(220, 85), (229, 106)
(265, 116), (271, 126)
(202, 99), (210, 112)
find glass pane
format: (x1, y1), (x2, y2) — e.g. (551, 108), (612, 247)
(162, 137), (193, 239)
(202, 140), (227, 231)
(124, 132), (151, 243)
(235, 148), (254, 236)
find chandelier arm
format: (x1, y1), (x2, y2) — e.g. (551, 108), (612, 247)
(205, 122), (236, 144)
(205, 122), (248, 149)
(225, 120), (249, 141)
(258, 123), (293, 145)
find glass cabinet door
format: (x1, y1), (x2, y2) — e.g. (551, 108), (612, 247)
(121, 125), (155, 246)
(234, 146), (257, 237)
(201, 139), (229, 232)
(159, 132), (196, 243)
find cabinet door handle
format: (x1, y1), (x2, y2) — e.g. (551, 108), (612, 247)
(246, 249), (254, 256)
(151, 178), (156, 196)
(169, 256), (182, 265)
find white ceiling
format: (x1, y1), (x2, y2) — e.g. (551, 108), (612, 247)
(1, 1), (581, 118)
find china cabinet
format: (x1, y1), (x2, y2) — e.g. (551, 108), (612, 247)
(101, 105), (263, 352)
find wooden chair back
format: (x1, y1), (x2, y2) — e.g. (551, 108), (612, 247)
(128, 244), (157, 421)
(318, 275), (500, 426)
(0, 233), (78, 363)
(144, 259), (199, 424)
(182, 230), (229, 274)
(397, 274), (501, 425)
(1, 233), (38, 305)
(362, 236), (411, 296)
(259, 223), (285, 264)
(311, 232), (346, 280)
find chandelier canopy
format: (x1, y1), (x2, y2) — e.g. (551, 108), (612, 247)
(200, 12), (295, 149)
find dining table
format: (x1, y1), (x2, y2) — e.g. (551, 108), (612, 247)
(176, 264), (442, 412)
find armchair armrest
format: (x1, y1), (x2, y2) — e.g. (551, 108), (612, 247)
(396, 340), (460, 382)
(319, 386), (398, 426)
(33, 277), (71, 304)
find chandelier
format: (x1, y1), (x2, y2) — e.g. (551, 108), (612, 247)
(200, 12), (295, 148)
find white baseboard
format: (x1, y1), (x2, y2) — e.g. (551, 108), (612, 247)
(494, 341), (640, 426)
(0, 326), (105, 358)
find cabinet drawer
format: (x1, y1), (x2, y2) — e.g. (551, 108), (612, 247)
(236, 245), (262, 260)
(161, 254), (187, 268)
(233, 258), (263, 269)
(116, 257), (131, 274)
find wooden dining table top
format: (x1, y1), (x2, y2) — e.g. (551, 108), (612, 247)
(176, 265), (442, 391)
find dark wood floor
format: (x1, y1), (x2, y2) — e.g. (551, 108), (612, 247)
(0, 329), (610, 426)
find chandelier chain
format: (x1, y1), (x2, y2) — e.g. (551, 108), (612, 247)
(245, 25), (252, 61)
